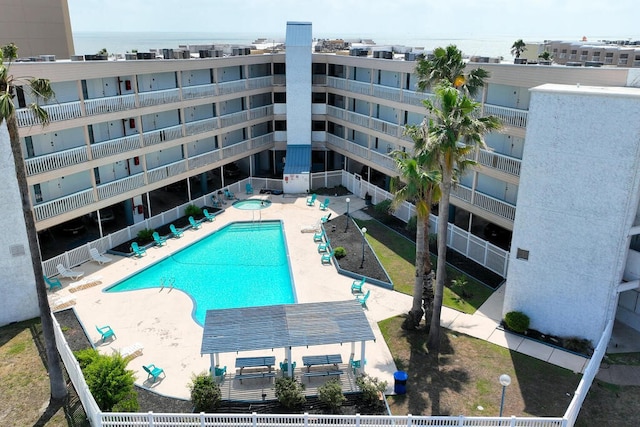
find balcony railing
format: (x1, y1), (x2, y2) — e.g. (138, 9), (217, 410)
(483, 104), (528, 128)
(371, 117), (400, 137)
(218, 80), (247, 95)
(84, 94), (136, 116)
(326, 105), (346, 120)
(247, 76), (273, 90)
(474, 191), (516, 221)
(372, 84), (401, 102)
(219, 110), (248, 128)
(347, 80), (371, 96)
(184, 117), (218, 136)
(96, 173), (145, 200)
(146, 160), (187, 184)
(370, 149), (397, 171)
(91, 134), (142, 160)
(25, 146), (89, 176)
(402, 90), (435, 107)
(451, 185), (473, 203)
(477, 149), (521, 176)
(221, 140), (253, 158)
(249, 105), (273, 120)
(16, 101), (82, 127)
(188, 151), (220, 171)
(251, 133), (274, 149)
(344, 110), (370, 128)
(142, 125), (183, 147)
(182, 83), (217, 100)
(326, 76), (347, 90)
(33, 188), (95, 221)
(138, 88), (181, 107)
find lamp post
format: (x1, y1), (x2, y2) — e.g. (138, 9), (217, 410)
(498, 374), (511, 417)
(360, 227), (367, 268)
(345, 198), (351, 232)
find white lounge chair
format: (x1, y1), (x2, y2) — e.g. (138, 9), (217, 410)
(90, 248), (112, 265)
(113, 342), (144, 360)
(48, 295), (76, 311)
(56, 263), (84, 280)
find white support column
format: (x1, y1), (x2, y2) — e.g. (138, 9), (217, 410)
(209, 354), (215, 376)
(285, 346), (292, 377)
(360, 341), (366, 374)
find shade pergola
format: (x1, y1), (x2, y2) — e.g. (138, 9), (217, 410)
(201, 300), (375, 375)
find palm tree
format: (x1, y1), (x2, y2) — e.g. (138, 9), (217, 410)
(415, 44), (489, 97)
(422, 83), (502, 352)
(538, 51), (553, 62)
(390, 134), (441, 330)
(0, 43), (67, 400)
(511, 39), (527, 59)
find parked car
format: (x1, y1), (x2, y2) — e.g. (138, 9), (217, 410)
(88, 208), (116, 225)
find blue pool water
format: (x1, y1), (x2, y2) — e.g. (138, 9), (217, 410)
(106, 221), (295, 325)
(233, 199), (272, 210)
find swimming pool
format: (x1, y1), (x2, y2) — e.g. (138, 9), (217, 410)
(233, 199), (272, 210)
(106, 221), (295, 325)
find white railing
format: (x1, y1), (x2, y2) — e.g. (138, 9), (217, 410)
(182, 83), (217, 100)
(138, 88), (181, 107)
(249, 105), (273, 120)
(251, 133), (274, 149)
(91, 134), (142, 160)
(219, 110), (248, 128)
(371, 118), (399, 137)
(345, 110), (370, 128)
(218, 80), (248, 95)
(478, 149), (521, 176)
(221, 140), (251, 158)
(142, 125), (183, 146)
(146, 160), (187, 184)
(185, 117), (218, 136)
(451, 185), (473, 203)
(473, 192), (517, 222)
(370, 150), (398, 172)
(84, 94), (136, 116)
(347, 80), (372, 96)
(326, 76), (347, 90)
(402, 90), (435, 107)
(247, 76), (273, 90)
(372, 84), (402, 102)
(188, 151), (220, 171)
(16, 101), (83, 127)
(25, 146), (88, 176)
(484, 104), (528, 128)
(34, 188), (96, 222)
(326, 105), (346, 120)
(96, 173), (145, 200)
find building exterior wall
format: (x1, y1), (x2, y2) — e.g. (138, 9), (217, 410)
(503, 84), (640, 343)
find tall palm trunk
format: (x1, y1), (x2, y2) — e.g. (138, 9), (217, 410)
(406, 215), (430, 328)
(427, 170), (452, 352)
(6, 116), (67, 400)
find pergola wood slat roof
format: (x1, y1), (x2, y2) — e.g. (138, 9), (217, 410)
(201, 300), (375, 354)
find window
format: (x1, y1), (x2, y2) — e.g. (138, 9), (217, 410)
(312, 120), (326, 131)
(274, 120), (287, 131)
(516, 248), (529, 260)
(274, 92), (286, 103)
(619, 54), (629, 65)
(312, 92), (326, 103)
(273, 63), (286, 75)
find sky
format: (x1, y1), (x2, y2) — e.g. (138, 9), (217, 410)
(67, 0), (638, 41)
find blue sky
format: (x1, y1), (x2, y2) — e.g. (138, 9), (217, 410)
(67, 0), (637, 41)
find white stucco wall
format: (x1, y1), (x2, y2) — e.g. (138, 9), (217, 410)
(503, 84), (640, 344)
(285, 22), (312, 146)
(0, 121), (39, 326)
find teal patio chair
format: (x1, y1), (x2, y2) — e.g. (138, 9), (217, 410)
(351, 277), (366, 294)
(44, 275), (62, 291)
(130, 242), (146, 257)
(96, 325), (116, 342)
(306, 193), (317, 206)
(319, 198), (330, 211)
(318, 239), (330, 253)
(224, 188), (235, 200)
(279, 360), (296, 377)
(202, 209), (216, 222)
(211, 194), (221, 208)
(152, 231), (166, 247)
(321, 213), (332, 223)
(212, 365), (227, 383)
(321, 250), (335, 265)
(350, 358), (366, 375)
(246, 183), (254, 194)
(188, 216), (202, 230)
(170, 224), (183, 238)
(356, 290), (371, 308)
(313, 229), (325, 242)
(143, 363), (165, 382)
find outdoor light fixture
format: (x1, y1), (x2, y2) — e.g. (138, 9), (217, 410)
(345, 198), (351, 232)
(360, 227), (367, 268)
(499, 373), (511, 417)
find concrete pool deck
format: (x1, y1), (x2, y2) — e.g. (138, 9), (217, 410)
(53, 194), (411, 399)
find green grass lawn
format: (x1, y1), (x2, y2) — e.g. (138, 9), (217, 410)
(355, 218), (493, 314)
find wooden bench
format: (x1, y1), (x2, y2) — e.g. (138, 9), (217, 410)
(236, 371), (276, 384)
(302, 370), (344, 381)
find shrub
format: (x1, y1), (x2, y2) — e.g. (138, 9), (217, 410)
(275, 377), (306, 410)
(74, 348), (100, 370)
(374, 199), (392, 216)
(504, 311), (530, 333)
(80, 352), (138, 412)
(189, 372), (221, 412)
(334, 247), (347, 259)
(562, 336), (593, 355)
(355, 374), (387, 407)
(185, 204), (202, 217)
(406, 215), (417, 234)
(136, 228), (155, 244)
(318, 378), (346, 413)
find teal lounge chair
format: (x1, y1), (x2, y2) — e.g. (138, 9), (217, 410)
(44, 275), (62, 291)
(356, 289), (371, 308)
(224, 188), (235, 200)
(246, 183), (254, 194)
(318, 239), (330, 253)
(319, 198), (330, 211)
(188, 216), (201, 230)
(170, 224), (183, 238)
(321, 250), (335, 264)
(202, 209), (216, 222)
(143, 364), (165, 382)
(131, 242), (146, 257)
(211, 195), (221, 208)
(306, 193), (317, 206)
(313, 229), (325, 242)
(321, 213), (332, 223)
(152, 231), (166, 247)
(351, 277), (366, 294)
(96, 325), (116, 342)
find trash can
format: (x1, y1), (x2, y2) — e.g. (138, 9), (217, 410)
(394, 371), (408, 394)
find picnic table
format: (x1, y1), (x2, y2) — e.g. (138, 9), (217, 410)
(302, 354), (343, 372)
(235, 356), (277, 383)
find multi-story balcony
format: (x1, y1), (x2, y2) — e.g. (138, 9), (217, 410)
(477, 149), (521, 176)
(451, 184), (516, 222)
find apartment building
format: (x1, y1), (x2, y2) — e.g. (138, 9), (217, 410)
(5, 19), (640, 344)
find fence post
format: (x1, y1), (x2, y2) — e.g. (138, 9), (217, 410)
(147, 411), (154, 427)
(200, 412), (206, 427)
(304, 412), (309, 427)
(253, 412), (258, 427)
